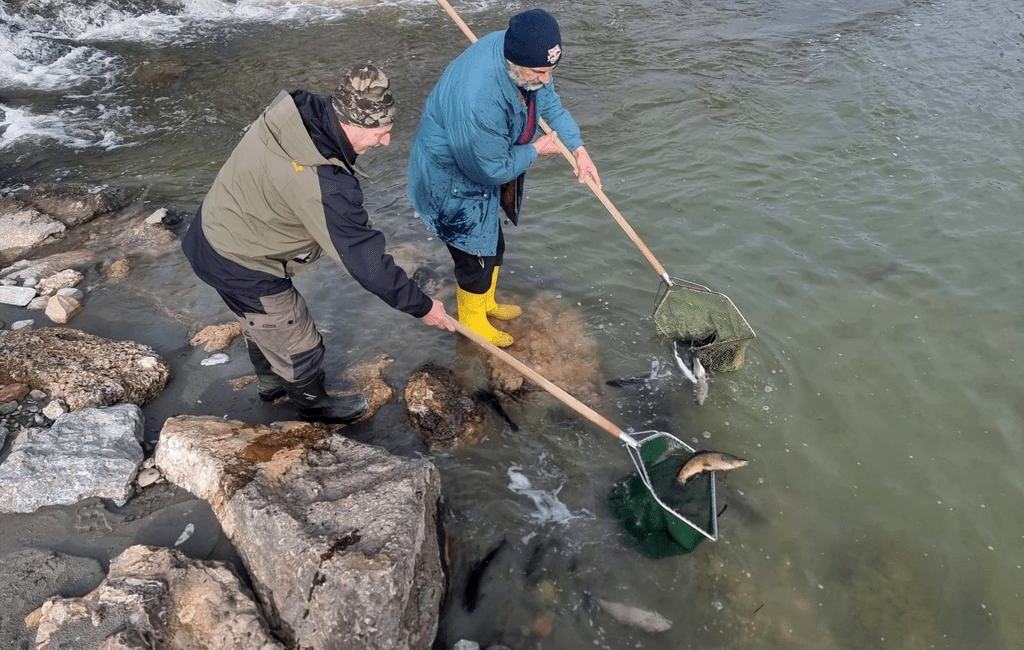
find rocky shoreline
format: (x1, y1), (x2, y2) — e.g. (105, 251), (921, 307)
(0, 183), (607, 649)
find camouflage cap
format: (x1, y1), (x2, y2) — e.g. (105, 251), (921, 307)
(331, 63), (396, 129)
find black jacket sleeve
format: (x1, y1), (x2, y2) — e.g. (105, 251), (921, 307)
(314, 168), (433, 318)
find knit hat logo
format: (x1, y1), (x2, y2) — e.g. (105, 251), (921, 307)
(546, 44), (561, 65)
(331, 63), (396, 129)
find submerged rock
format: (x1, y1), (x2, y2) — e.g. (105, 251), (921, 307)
(44, 294), (82, 324)
(26, 296), (48, 310)
(9, 319), (33, 330)
(0, 404), (144, 513)
(190, 321), (242, 352)
(36, 268), (83, 296)
(55, 286), (84, 301)
(200, 352), (230, 366)
(0, 328), (170, 410)
(404, 363), (487, 450)
(32, 545), (281, 650)
(106, 257), (131, 280)
(155, 416), (443, 649)
(16, 183), (127, 228)
(0, 209), (65, 259)
(338, 352), (395, 420)
(485, 296), (603, 404)
(0, 549), (106, 650)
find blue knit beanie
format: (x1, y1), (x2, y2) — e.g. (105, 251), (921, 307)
(503, 9), (562, 68)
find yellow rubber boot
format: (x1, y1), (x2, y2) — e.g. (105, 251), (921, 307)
(457, 287), (513, 347)
(485, 266), (522, 321)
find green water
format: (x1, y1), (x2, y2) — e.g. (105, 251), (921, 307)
(2, 0), (1022, 647)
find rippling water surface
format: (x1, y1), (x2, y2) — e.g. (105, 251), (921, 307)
(2, 0), (1022, 648)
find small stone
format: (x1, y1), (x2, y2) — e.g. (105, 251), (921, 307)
(34, 414), (45, 425)
(0, 402), (17, 416)
(36, 269), (83, 296)
(141, 456), (155, 469)
(11, 319), (34, 330)
(137, 356), (160, 370)
(453, 641), (481, 650)
(200, 353), (230, 366)
(27, 296), (49, 310)
(0, 383), (30, 402)
(29, 390), (47, 401)
(45, 295), (82, 323)
(42, 399), (67, 420)
(56, 287), (85, 301)
(144, 208), (168, 225)
(0, 286), (37, 307)
(22, 276), (39, 288)
(0, 278), (15, 286)
(136, 467), (161, 488)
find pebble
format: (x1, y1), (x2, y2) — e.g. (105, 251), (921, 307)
(453, 642), (481, 650)
(22, 276), (38, 288)
(29, 390), (47, 401)
(136, 467), (162, 488)
(11, 320), (34, 330)
(45, 295), (82, 324)
(137, 356), (160, 370)
(33, 414), (45, 425)
(0, 402), (17, 416)
(141, 456), (156, 469)
(56, 287), (85, 301)
(42, 399), (66, 420)
(201, 353), (230, 366)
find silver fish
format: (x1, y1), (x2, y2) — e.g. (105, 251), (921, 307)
(676, 451), (749, 485)
(597, 598), (672, 633)
(672, 340), (709, 405)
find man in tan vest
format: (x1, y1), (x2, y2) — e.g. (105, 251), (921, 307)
(183, 64), (454, 425)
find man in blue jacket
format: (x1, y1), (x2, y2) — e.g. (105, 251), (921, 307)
(408, 8), (601, 347)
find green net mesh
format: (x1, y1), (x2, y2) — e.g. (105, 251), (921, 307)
(607, 437), (716, 558)
(652, 281), (755, 372)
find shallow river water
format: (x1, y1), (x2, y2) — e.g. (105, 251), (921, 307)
(1, 0), (1022, 648)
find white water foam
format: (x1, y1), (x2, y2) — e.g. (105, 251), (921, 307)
(507, 466), (577, 525)
(0, 102), (127, 151)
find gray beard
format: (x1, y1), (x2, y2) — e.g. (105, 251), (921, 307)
(507, 68), (544, 91)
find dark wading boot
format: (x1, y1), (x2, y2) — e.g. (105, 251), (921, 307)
(285, 370), (368, 425)
(245, 340), (286, 402)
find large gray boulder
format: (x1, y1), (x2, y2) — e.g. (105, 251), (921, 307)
(0, 328), (170, 410)
(0, 404), (144, 513)
(155, 416), (444, 650)
(0, 549), (105, 650)
(31, 545), (281, 649)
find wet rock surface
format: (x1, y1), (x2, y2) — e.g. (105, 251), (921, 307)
(190, 321), (242, 352)
(485, 297), (603, 404)
(0, 549), (106, 650)
(0, 327), (171, 410)
(15, 183), (127, 228)
(0, 285), (37, 307)
(0, 249), (95, 285)
(154, 416), (444, 650)
(32, 545), (281, 650)
(0, 209), (66, 260)
(405, 364), (487, 450)
(0, 404), (144, 513)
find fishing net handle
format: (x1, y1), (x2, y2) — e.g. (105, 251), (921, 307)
(435, 0), (671, 285)
(452, 321), (628, 442)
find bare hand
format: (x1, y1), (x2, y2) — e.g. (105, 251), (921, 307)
(573, 146), (602, 188)
(533, 130), (561, 157)
(420, 298), (456, 332)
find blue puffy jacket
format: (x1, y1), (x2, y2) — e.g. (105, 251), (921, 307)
(407, 31), (583, 256)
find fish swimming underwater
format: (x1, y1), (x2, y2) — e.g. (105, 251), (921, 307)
(676, 451), (749, 485)
(672, 340), (709, 405)
(596, 598), (673, 633)
(463, 538), (507, 612)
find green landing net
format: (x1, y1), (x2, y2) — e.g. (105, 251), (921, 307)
(608, 433), (718, 558)
(653, 277), (756, 372)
